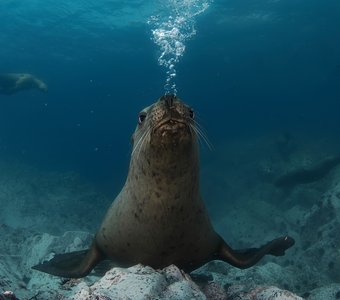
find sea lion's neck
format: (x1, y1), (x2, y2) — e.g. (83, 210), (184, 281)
(126, 141), (200, 200)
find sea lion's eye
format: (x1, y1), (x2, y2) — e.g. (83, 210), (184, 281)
(138, 113), (147, 125)
(189, 109), (195, 119)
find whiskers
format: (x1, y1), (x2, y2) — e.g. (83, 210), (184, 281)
(131, 124), (153, 161)
(131, 117), (213, 161)
(189, 119), (213, 151)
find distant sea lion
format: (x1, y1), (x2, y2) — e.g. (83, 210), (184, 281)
(0, 73), (48, 95)
(275, 155), (340, 189)
(33, 95), (294, 278)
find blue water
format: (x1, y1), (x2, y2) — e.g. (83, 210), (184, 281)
(0, 0), (340, 193)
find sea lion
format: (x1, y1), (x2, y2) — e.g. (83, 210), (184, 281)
(33, 95), (294, 278)
(0, 73), (48, 95)
(275, 155), (340, 189)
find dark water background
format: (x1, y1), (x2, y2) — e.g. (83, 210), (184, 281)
(0, 0), (340, 198)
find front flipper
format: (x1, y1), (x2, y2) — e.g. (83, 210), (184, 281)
(32, 241), (104, 278)
(216, 236), (295, 269)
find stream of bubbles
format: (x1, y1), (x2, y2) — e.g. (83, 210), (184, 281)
(148, 0), (212, 95)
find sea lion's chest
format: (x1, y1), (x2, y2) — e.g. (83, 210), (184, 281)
(96, 169), (220, 269)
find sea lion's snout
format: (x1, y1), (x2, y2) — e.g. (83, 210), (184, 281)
(154, 96), (192, 134)
(143, 95), (195, 146)
(159, 94), (176, 108)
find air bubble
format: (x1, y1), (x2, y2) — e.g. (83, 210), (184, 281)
(149, 0), (212, 95)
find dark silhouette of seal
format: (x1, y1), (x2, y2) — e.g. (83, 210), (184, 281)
(33, 95), (294, 278)
(275, 155), (340, 189)
(0, 73), (48, 95)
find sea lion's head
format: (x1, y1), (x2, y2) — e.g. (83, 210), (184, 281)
(15, 73), (48, 93)
(131, 95), (198, 165)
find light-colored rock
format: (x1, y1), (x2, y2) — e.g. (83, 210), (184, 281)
(194, 261), (298, 293)
(69, 264), (206, 300)
(0, 225), (94, 299)
(226, 285), (304, 300)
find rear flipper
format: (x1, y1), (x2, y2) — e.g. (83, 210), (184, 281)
(32, 241), (104, 278)
(216, 236), (295, 269)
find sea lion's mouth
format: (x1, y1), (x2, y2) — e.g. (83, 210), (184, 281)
(154, 119), (189, 135)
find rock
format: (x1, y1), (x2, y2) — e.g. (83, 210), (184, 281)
(307, 283), (340, 300)
(193, 261), (304, 300)
(193, 261), (298, 293)
(226, 285), (304, 300)
(69, 264), (206, 300)
(0, 291), (18, 300)
(0, 225), (93, 299)
(202, 282), (228, 300)
(298, 181), (340, 285)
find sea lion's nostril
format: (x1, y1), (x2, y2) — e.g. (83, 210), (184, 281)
(167, 95), (174, 108)
(161, 94), (175, 108)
